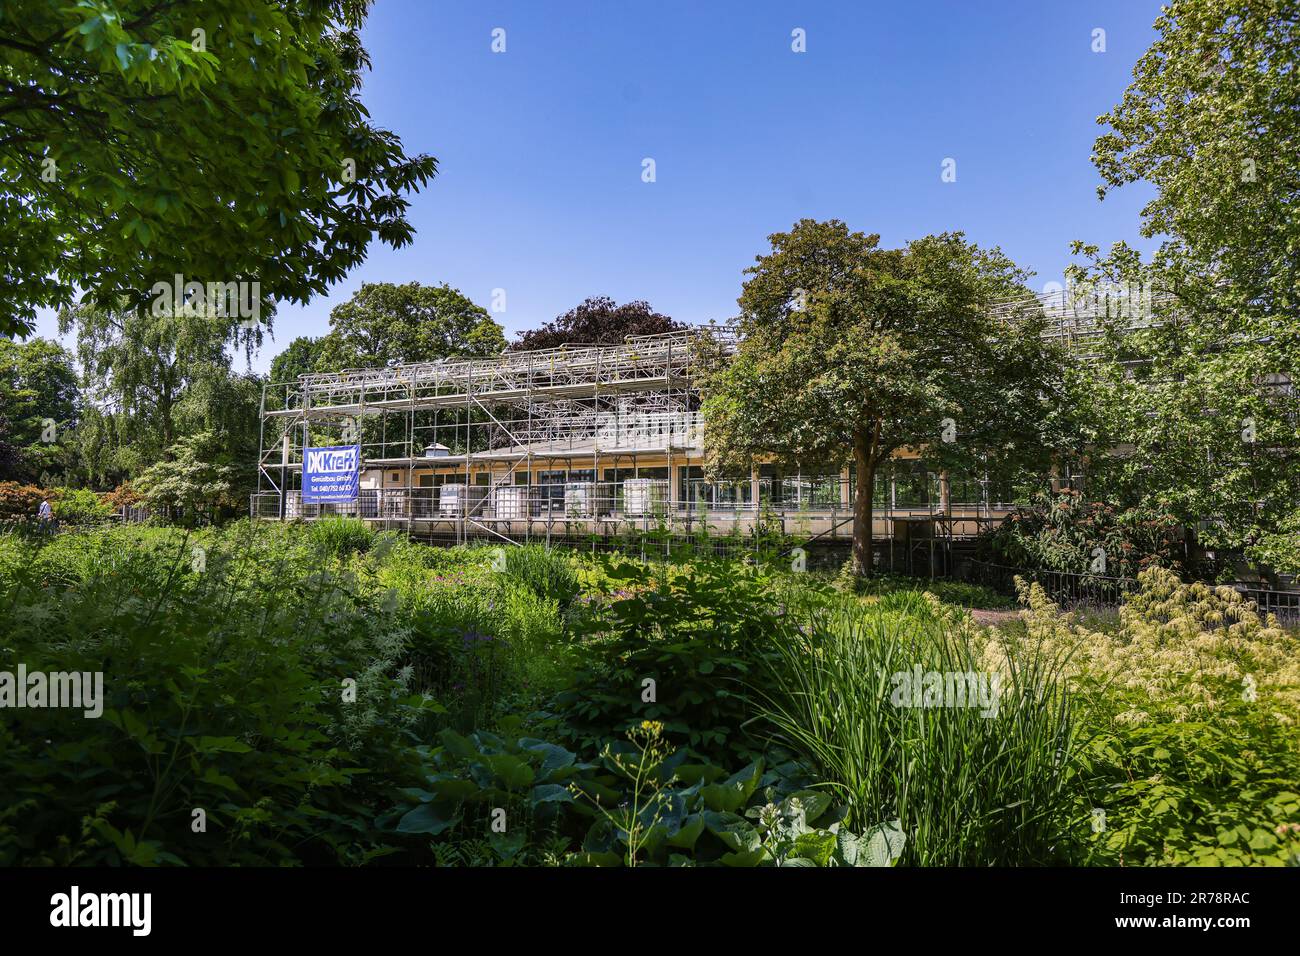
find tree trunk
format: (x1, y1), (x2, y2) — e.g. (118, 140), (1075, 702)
(852, 431), (877, 576)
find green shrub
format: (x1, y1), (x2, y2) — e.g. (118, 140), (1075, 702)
(381, 718), (900, 867)
(50, 487), (113, 524)
(550, 555), (790, 764)
(1077, 706), (1300, 866)
(305, 515), (376, 556)
(977, 489), (1182, 577)
(0, 524), (423, 866)
(1011, 569), (1300, 865)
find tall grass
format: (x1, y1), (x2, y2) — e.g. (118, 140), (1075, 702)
(503, 544), (581, 608)
(758, 591), (1079, 865)
(305, 515), (376, 556)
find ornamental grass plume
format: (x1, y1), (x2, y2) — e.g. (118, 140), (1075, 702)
(1009, 568), (1300, 726)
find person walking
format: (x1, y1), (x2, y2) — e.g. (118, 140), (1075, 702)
(37, 498), (53, 534)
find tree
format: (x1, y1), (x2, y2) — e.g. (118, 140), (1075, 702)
(509, 296), (686, 351)
(700, 220), (1062, 576)
(1060, 275), (1299, 562)
(174, 370), (264, 499)
(0, 337), (78, 482)
(59, 302), (231, 454)
(270, 336), (328, 383)
(0, 0), (437, 338)
(134, 431), (237, 525)
(1092, 0), (1299, 326)
(315, 282), (507, 369)
(1074, 0), (1300, 563)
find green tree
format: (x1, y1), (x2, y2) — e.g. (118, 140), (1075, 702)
(270, 336), (328, 383)
(1074, 0), (1299, 564)
(0, 337), (79, 482)
(175, 370), (264, 500)
(59, 302), (232, 454)
(701, 220), (1062, 576)
(1092, 0), (1299, 325)
(509, 296), (685, 351)
(134, 431), (237, 525)
(0, 0), (436, 337)
(316, 282), (507, 369)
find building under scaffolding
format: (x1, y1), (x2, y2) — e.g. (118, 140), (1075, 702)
(250, 285), (1173, 550)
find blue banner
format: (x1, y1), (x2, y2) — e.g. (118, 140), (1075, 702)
(302, 445), (360, 503)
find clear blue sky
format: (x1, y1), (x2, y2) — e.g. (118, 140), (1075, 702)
(36, 0), (1167, 372)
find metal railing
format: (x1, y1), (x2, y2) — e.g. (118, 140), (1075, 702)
(966, 559), (1300, 623)
(966, 559), (1140, 609)
(251, 475), (1016, 524)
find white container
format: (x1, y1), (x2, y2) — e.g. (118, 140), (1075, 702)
(494, 485), (529, 520)
(439, 483), (467, 515)
(623, 478), (663, 516)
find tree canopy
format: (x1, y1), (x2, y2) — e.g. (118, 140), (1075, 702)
(701, 220), (1063, 575)
(1073, 0), (1300, 569)
(509, 296), (685, 351)
(314, 282), (507, 370)
(0, 0), (437, 337)
(270, 335), (327, 383)
(1092, 0), (1299, 325)
(134, 430), (238, 525)
(0, 337), (78, 482)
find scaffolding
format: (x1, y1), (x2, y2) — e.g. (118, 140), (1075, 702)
(251, 286), (1176, 546)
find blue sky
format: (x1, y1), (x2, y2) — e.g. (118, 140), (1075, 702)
(36, 0), (1166, 372)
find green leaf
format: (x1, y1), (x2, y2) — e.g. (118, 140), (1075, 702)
(530, 784), (573, 805)
(864, 819), (907, 866)
(396, 801), (460, 835)
(703, 811), (761, 853)
(485, 753), (535, 790)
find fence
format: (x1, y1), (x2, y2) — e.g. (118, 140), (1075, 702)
(965, 559), (1140, 609)
(965, 559), (1300, 624)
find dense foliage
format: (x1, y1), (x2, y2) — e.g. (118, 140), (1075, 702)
(1012, 569), (1300, 865)
(0, 0), (437, 338)
(4, 523), (1293, 867)
(1070, 0), (1300, 566)
(508, 296), (685, 352)
(977, 490), (1185, 578)
(312, 282), (508, 371)
(699, 220), (1066, 576)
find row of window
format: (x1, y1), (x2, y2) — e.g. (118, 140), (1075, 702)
(387, 463), (1036, 508)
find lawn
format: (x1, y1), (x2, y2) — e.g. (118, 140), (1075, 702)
(1, 519), (1296, 866)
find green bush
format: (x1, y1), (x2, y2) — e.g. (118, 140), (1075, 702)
(4, 521), (1291, 868)
(550, 555), (790, 764)
(305, 515), (377, 556)
(977, 489), (1183, 577)
(50, 487), (113, 524)
(0, 524), (423, 865)
(381, 718), (902, 867)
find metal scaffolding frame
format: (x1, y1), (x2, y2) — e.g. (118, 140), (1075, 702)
(251, 286), (1180, 545)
